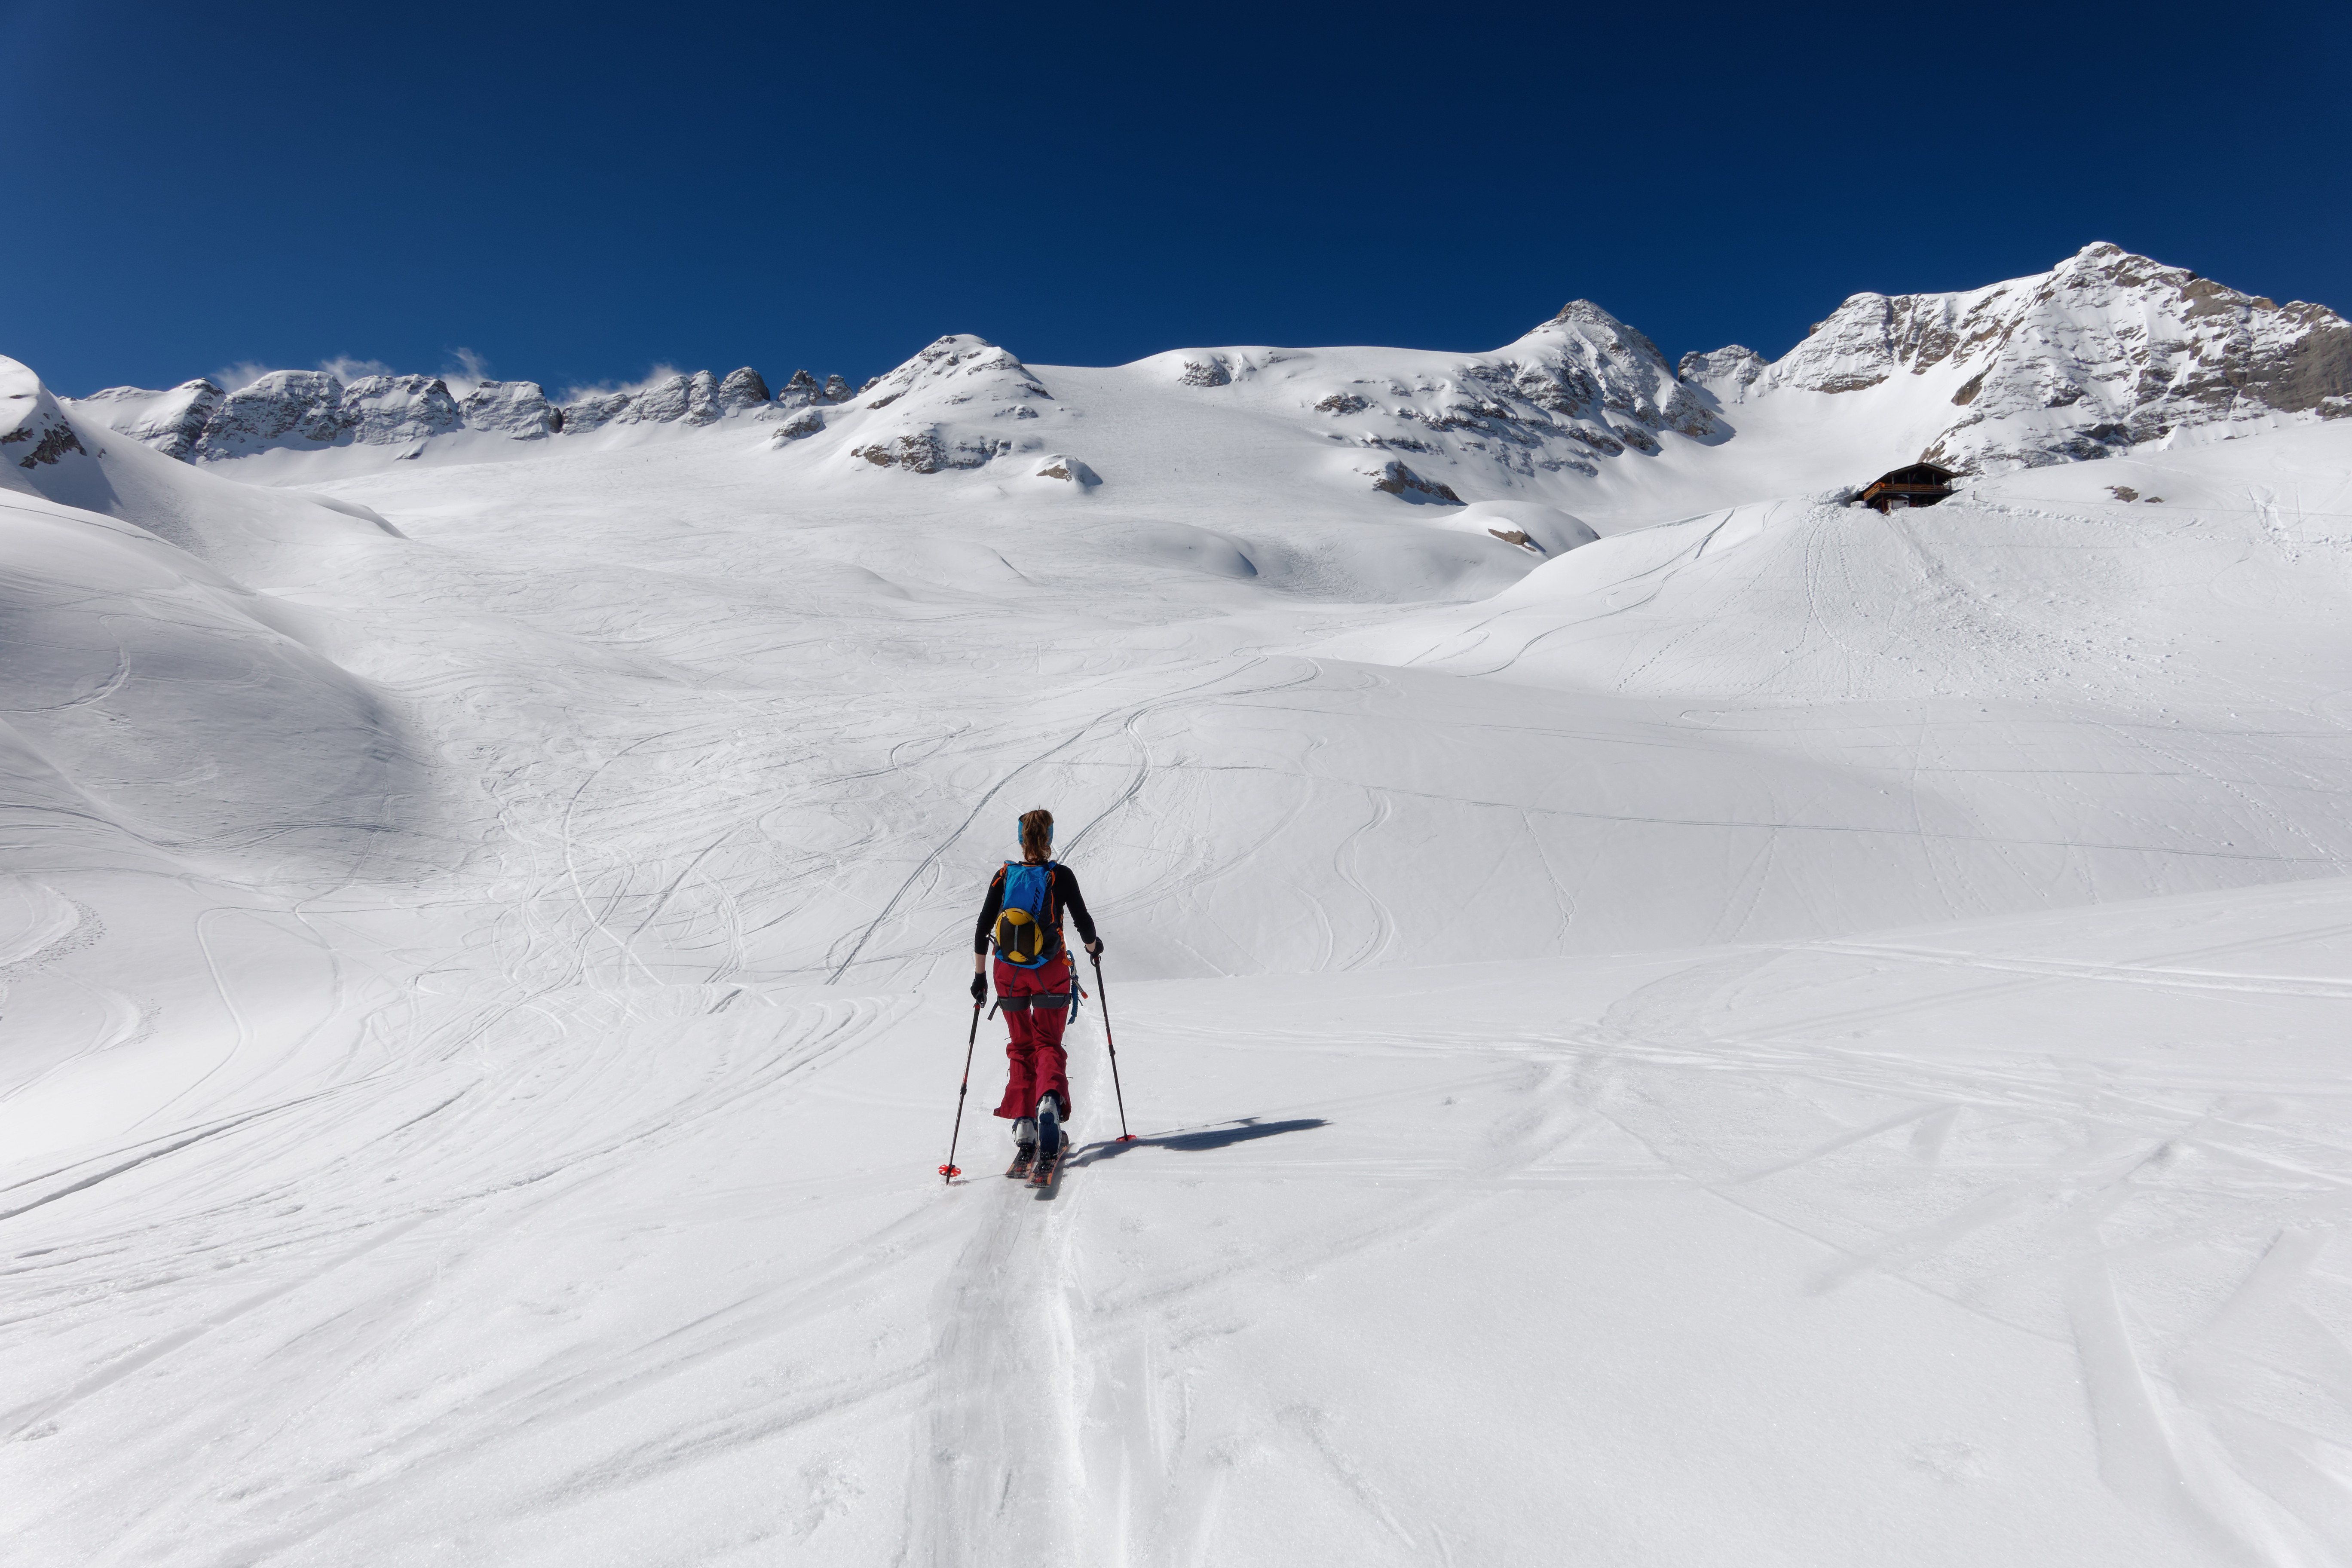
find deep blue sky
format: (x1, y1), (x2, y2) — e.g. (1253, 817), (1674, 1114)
(4, 0), (2346, 398)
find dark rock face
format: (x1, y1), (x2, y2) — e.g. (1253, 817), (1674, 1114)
(1179, 359), (1233, 388)
(5, 411), (86, 468)
(1367, 459), (1463, 504)
(0, 359), (99, 486)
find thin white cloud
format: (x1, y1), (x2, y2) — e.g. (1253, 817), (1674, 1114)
(211, 361), (281, 392)
(318, 355), (396, 383)
(441, 347), (492, 396)
(560, 364), (684, 403)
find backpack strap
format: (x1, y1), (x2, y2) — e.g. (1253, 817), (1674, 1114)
(997, 990), (1072, 1013)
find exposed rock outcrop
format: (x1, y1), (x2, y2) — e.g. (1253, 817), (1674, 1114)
(1033, 455), (1100, 485)
(718, 367), (771, 410)
(342, 374), (463, 446)
(194, 370), (353, 457)
(1365, 459), (1462, 504)
(767, 407), (825, 444)
(459, 380), (561, 437)
(564, 369), (729, 432)
(850, 429), (1008, 473)
(776, 370), (858, 409)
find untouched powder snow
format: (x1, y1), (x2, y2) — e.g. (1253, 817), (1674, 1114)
(7, 271), (2352, 1568)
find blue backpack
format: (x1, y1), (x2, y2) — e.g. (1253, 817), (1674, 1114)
(993, 861), (1061, 968)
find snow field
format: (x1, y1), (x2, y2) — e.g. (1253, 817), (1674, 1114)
(4, 357), (2352, 1562)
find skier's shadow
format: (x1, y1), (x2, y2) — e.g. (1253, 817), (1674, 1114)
(1076, 1116), (1328, 1163)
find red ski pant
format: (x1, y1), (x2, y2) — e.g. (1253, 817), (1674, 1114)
(992, 954), (1072, 1121)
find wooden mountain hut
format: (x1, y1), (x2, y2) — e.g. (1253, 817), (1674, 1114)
(1857, 462), (1956, 513)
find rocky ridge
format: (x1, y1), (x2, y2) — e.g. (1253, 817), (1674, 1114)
(57, 242), (2346, 492)
(72, 361), (862, 462)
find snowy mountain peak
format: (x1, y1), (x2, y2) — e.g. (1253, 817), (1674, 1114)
(1499, 300), (1721, 441)
(76, 378), (224, 459)
(861, 335), (1051, 409)
(1740, 241), (2350, 471)
(844, 335), (1068, 475)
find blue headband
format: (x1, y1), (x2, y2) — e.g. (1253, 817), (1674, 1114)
(1018, 818), (1053, 846)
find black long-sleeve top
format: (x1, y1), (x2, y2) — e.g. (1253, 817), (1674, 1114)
(973, 861), (1098, 960)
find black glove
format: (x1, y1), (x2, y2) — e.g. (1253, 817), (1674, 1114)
(1085, 939), (1104, 959)
(970, 973), (987, 1005)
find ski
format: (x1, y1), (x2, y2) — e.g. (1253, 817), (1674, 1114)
(1007, 1144), (1037, 1179)
(1028, 1137), (1069, 1190)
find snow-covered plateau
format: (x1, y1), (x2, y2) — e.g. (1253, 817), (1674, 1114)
(7, 242), (2352, 1566)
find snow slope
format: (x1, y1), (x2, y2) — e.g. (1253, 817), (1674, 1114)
(8, 256), (2352, 1566)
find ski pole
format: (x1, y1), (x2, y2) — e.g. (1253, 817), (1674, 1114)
(1091, 952), (1137, 1142)
(940, 1000), (981, 1182)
